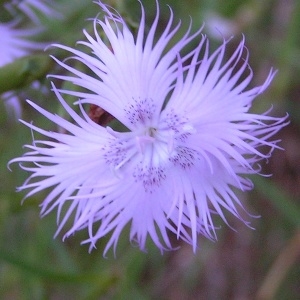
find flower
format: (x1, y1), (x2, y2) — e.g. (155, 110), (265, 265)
(11, 0), (288, 255)
(0, 21), (42, 67)
(0, 21), (45, 118)
(5, 0), (61, 24)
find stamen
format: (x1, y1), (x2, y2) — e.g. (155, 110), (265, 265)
(135, 135), (155, 154)
(182, 123), (196, 134)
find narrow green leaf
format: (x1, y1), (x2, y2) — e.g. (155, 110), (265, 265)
(252, 176), (300, 227)
(0, 248), (117, 284)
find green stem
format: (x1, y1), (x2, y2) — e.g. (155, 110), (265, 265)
(0, 54), (53, 94)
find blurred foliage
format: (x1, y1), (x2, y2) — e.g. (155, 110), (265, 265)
(0, 0), (299, 299)
(0, 54), (53, 94)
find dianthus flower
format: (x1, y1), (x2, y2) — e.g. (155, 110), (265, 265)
(0, 21), (42, 67)
(11, 0), (288, 254)
(0, 21), (44, 118)
(5, 0), (60, 23)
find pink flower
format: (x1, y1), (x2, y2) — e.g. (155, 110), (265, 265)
(0, 21), (44, 119)
(6, 0), (61, 24)
(0, 21), (41, 67)
(11, 1), (288, 255)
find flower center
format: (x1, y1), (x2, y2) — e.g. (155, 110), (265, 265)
(135, 127), (157, 154)
(104, 104), (198, 192)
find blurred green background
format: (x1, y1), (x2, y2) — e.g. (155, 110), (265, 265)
(0, 0), (299, 299)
